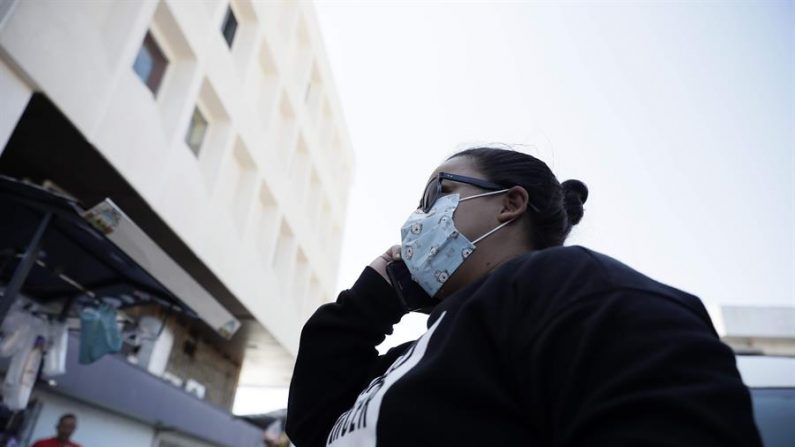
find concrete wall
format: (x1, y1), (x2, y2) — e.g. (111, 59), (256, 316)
(0, 58), (31, 154)
(155, 431), (220, 447)
(723, 337), (795, 357)
(708, 305), (795, 356)
(0, 0), (354, 359)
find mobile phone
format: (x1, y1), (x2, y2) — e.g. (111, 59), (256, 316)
(386, 260), (437, 314)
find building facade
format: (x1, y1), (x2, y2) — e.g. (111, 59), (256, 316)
(709, 305), (795, 357)
(0, 0), (353, 443)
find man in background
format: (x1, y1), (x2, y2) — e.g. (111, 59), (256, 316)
(31, 414), (81, 447)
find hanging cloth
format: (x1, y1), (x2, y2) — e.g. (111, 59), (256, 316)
(79, 303), (122, 364)
(42, 321), (68, 377)
(2, 316), (46, 411)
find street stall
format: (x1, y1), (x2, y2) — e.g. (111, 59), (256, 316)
(0, 176), (258, 447)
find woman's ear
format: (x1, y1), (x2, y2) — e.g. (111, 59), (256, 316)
(498, 186), (529, 223)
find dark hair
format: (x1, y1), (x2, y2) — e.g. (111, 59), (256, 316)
(58, 413), (77, 424)
(449, 146), (588, 249)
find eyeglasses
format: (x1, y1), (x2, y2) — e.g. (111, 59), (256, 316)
(419, 172), (542, 213)
(419, 172), (507, 213)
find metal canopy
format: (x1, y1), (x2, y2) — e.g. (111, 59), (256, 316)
(0, 175), (196, 319)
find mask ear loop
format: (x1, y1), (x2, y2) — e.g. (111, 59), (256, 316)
(459, 188), (516, 245)
(459, 188), (511, 202)
(472, 217), (517, 245)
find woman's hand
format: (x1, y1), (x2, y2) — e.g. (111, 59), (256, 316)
(369, 245), (402, 284)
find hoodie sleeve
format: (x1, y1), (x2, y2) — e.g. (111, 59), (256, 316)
(286, 266), (410, 447)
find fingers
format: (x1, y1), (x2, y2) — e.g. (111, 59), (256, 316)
(369, 245), (402, 284)
(375, 245), (401, 268)
(389, 244), (402, 261)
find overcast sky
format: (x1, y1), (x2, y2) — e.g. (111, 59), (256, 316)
(312, 1), (794, 348)
(236, 0), (793, 416)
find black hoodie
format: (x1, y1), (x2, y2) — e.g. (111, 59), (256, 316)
(286, 246), (762, 447)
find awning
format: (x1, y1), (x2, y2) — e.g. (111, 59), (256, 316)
(0, 176), (239, 337)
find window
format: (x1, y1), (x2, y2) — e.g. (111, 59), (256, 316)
(133, 32), (168, 95)
(185, 107), (208, 156)
(221, 6), (238, 48)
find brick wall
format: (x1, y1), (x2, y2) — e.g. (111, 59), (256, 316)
(164, 319), (242, 411)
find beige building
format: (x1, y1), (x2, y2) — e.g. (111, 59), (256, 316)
(0, 0), (352, 443)
(709, 305), (795, 357)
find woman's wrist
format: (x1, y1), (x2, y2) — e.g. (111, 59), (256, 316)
(351, 266), (407, 323)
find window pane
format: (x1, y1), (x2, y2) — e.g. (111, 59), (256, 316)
(221, 7), (238, 48)
(185, 107), (208, 156)
(133, 46), (154, 83)
(133, 32), (168, 95)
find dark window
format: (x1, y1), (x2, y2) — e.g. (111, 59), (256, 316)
(183, 339), (197, 358)
(185, 107), (208, 156)
(221, 6), (238, 48)
(133, 32), (168, 95)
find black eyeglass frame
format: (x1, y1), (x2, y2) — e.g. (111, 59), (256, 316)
(420, 172), (540, 213)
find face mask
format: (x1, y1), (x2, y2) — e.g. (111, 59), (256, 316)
(400, 189), (514, 297)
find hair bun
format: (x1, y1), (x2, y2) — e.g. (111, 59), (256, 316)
(561, 179), (588, 226)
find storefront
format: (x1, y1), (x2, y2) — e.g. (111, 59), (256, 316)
(0, 176), (263, 446)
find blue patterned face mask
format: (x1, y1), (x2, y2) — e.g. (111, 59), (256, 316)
(400, 190), (514, 297)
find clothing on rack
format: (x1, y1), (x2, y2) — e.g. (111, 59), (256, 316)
(78, 303), (122, 365)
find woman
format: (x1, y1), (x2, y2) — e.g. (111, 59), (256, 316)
(286, 147), (761, 447)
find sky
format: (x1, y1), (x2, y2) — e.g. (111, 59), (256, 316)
(235, 0), (793, 415)
(313, 0), (794, 350)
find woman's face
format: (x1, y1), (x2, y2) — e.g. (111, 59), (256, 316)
(423, 156), (506, 257)
(418, 155), (531, 298)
